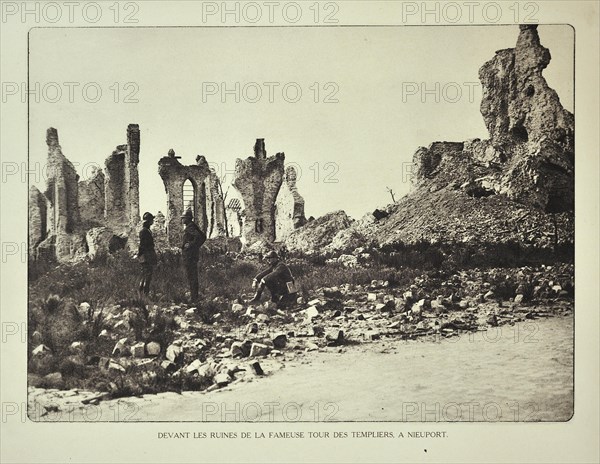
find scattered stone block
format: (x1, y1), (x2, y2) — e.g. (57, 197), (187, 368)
(32, 344), (51, 356)
(146, 342), (161, 356)
(232, 303), (244, 312)
(185, 359), (203, 374)
(112, 338), (128, 356)
(131, 342), (145, 358)
(305, 342), (319, 351)
(367, 331), (381, 340)
(325, 330), (344, 344)
(69, 341), (84, 353)
(250, 343), (271, 357)
(230, 342), (244, 358)
(367, 293), (378, 302)
(108, 361), (126, 373)
(43, 372), (64, 389)
(166, 344), (183, 363)
(251, 361), (264, 376)
(514, 294), (524, 304)
(114, 320), (130, 331)
(214, 373), (230, 386)
(256, 314), (270, 323)
(312, 325), (325, 337)
(272, 333), (287, 349)
(305, 306), (319, 319)
(161, 360), (178, 374)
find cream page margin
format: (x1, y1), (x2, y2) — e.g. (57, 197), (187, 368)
(1, 1), (598, 463)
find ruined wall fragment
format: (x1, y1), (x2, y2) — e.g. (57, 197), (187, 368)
(44, 128), (80, 235)
(158, 150), (211, 246)
(232, 139), (285, 246)
(78, 166), (105, 228)
(104, 124), (140, 232)
(29, 185), (47, 255)
(205, 171), (227, 239)
(150, 211), (169, 249)
(225, 195), (244, 238)
(275, 165), (306, 241)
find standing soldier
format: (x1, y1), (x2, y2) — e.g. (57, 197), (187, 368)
(138, 212), (158, 295)
(248, 251), (298, 308)
(181, 209), (206, 302)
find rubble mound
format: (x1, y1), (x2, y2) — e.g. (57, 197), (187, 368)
(284, 210), (354, 254)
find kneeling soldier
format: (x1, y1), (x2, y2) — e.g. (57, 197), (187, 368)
(249, 251), (297, 308)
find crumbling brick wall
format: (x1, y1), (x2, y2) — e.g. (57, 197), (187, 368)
(28, 185), (47, 255)
(275, 165), (306, 241)
(44, 128), (80, 235)
(232, 139), (285, 247)
(158, 150), (211, 246)
(104, 124), (140, 232)
(78, 166), (105, 228)
(205, 171), (227, 239)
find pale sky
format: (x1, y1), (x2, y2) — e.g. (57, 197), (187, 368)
(28, 25), (574, 219)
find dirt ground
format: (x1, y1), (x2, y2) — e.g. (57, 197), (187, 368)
(28, 313), (573, 422)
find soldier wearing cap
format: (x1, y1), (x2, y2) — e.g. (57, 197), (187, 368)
(138, 212), (158, 295)
(249, 251), (297, 308)
(181, 209), (206, 302)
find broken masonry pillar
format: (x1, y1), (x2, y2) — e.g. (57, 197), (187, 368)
(28, 185), (47, 255)
(205, 171), (227, 239)
(275, 165), (306, 241)
(104, 124), (141, 232)
(44, 127), (80, 235)
(232, 138), (285, 246)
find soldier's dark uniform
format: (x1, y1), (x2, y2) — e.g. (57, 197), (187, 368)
(251, 252), (297, 307)
(181, 213), (206, 302)
(138, 213), (157, 294)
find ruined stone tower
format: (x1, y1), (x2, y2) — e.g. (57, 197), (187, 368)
(158, 150), (211, 246)
(205, 171), (227, 239)
(232, 139), (285, 247)
(275, 165), (307, 241)
(29, 185), (47, 253)
(104, 124), (140, 232)
(44, 128), (80, 235)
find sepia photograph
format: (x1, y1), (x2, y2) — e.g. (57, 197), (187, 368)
(1, 1), (598, 463)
